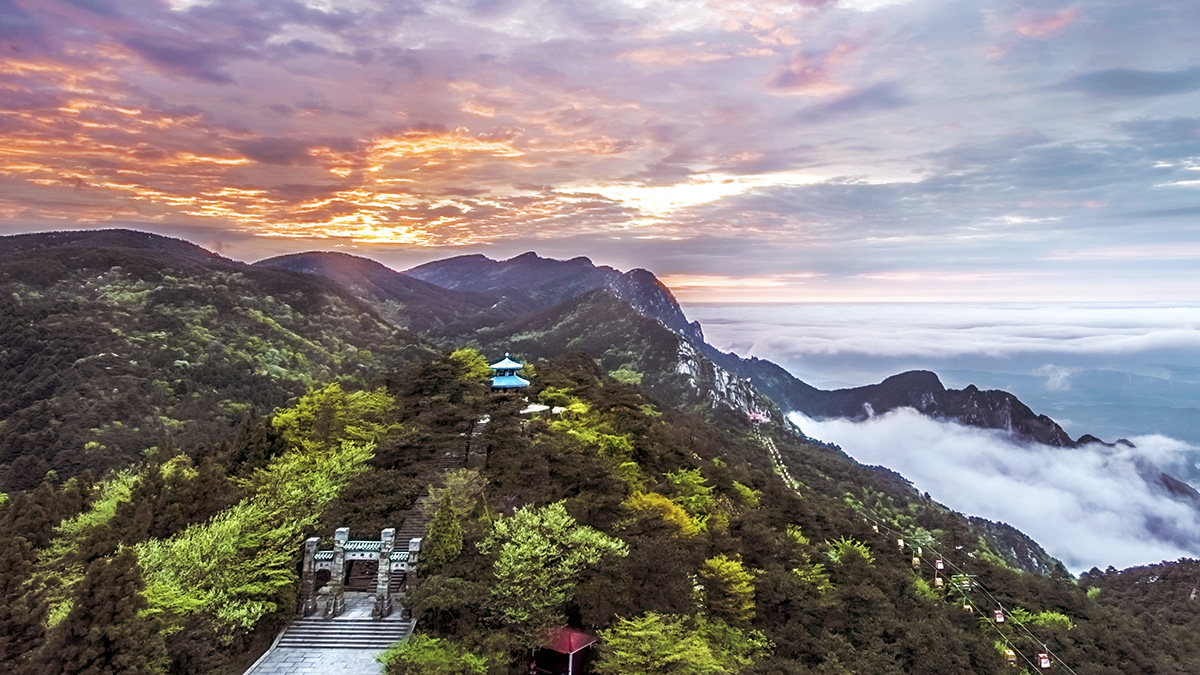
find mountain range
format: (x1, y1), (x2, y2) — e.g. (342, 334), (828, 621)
(263, 249), (1091, 440)
(5, 228), (1200, 673)
(2, 228), (1194, 545)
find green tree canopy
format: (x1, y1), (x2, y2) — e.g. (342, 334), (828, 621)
(595, 612), (767, 675)
(699, 554), (757, 625)
(271, 383), (400, 450)
(479, 501), (628, 642)
(422, 492), (464, 570)
(38, 547), (168, 675)
(664, 469), (715, 517)
(0, 534), (46, 673)
(447, 347), (492, 381)
(378, 634), (486, 675)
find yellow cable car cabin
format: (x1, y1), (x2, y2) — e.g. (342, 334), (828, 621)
(1003, 649), (1017, 667)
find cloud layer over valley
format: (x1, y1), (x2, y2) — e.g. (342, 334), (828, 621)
(790, 409), (1200, 572)
(690, 302), (1200, 445)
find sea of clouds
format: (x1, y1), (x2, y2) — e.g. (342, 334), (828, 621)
(688, 302), (1200, 571)
(687, 302), (1200, 389)
(790, 409), (1200, 572)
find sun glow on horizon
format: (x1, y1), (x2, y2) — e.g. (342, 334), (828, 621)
(560, 170), (827, 218)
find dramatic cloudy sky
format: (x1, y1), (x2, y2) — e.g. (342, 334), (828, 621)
(2, 0), (1199, 300)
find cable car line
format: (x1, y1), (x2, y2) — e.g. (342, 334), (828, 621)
(975, 600), (1040, 672)
(854, 506), (1079, 675)
(750, 425), (1079, 673)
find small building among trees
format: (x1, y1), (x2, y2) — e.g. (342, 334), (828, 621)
(489, 355), (530, 391)
(532, 627), (597, 675)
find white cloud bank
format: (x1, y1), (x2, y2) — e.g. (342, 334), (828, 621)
(690, 302), (1200, 364)
(789, 408), (1200, 572)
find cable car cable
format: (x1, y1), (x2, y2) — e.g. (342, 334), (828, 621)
(974, 599), (1040, 672)
(754, 434), (1079, 674)
(857, 509), (1080, 675)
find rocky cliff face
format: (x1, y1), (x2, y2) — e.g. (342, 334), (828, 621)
(609, 268), (706, 345)
(674, 339), (766, 419)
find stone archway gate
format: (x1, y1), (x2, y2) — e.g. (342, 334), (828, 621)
(299, 527), (422, 621)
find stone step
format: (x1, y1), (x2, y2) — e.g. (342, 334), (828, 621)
(277, 618), (413, 649)
(285, 622), (409, 632)
(276, 637), (405, 649)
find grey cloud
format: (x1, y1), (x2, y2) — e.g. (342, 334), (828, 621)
(1117, 117), (1200, 157)
(796, 82), (910, 122)
(232, 137), (319, 165)
(121, 35), (239, 83)
(1126, 205), (1200, 219)
(0, 0), (41, 40)
(1058, 67), (1200, 98)
(62, 0), (123, 18)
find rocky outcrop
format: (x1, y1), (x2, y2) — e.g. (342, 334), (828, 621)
(674, 339), (767, 418)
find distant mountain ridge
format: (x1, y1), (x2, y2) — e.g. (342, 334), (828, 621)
(396, 250), (1117, 448)
(2, 228), (1188, 576)
(407, 252), (705, 344)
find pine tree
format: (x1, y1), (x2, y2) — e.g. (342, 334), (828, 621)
(38, 548), (168, 675)
(422, 492), (463, 570)
(0, 535), (46, 674)
(699, 554), (757, 625)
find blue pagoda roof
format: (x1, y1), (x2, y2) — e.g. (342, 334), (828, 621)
(491, 374), (530, 389)
(490, 356), (524, 370)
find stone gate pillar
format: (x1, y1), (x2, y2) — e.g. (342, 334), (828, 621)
(401, 537), (421, 620)
(405, 537), (422, 593)
(326, 527), (349, 619)
(299, 536), (320, 617)
(373, 528), (395, 619)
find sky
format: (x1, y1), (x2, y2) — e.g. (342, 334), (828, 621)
(2, 0), (1200, 301)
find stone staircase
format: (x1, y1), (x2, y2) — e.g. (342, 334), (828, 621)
(393, 447), (464, 552)
(276, 616), (413, 650)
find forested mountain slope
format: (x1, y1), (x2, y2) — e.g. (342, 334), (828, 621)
(1, 350), (1196, 674)
(1, 229), (1198, 675)
(0, 230), (431, 490)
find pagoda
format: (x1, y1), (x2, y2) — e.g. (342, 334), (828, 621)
(489, 354), (530, 391)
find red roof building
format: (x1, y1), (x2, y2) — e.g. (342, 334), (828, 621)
(532, 627), (597, 675)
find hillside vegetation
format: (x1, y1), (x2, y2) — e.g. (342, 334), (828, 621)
(0, 230), (429, 490)
(0, 350), (1197, 673)
(1, 230), (1198, 674)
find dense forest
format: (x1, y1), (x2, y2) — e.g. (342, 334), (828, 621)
(1, 230), (1198, 674)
